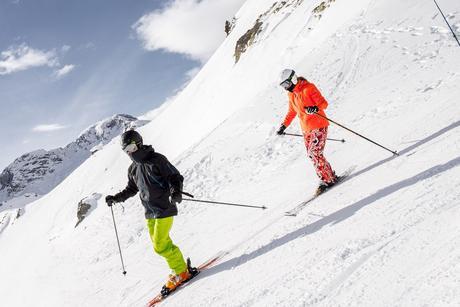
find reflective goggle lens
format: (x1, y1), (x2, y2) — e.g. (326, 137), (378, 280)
(280, 80), (293, 90)
(123, 143), (138, 154)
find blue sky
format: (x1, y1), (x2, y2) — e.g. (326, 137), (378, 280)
(0, 0), (244, 170)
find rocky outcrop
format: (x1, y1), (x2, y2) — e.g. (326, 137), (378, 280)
(225, 17), (237, 36)
(234, 1), (305, 63)
(312, 0), (336, 19)
(235, 20), (263, 63)
(0, 207), (24, 234)
(75, 193), (101, 228)
(0, 169), (13, 187)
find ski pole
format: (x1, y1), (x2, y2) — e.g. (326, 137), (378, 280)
(184, 198), (267, 210)
(182, 191), (195, 198)
(182, 192), (267, 210)
(327, 137), (346, 143)
(313, 113), (399, 156)
(109, 205), (127, 275)
(433, 0), (460, 48)
(283, 132), (346, 143)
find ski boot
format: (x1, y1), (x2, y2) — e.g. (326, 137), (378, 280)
(315, 175), (339, 196)
(315, 183), (329, 196)
(160, 258), (199, 297)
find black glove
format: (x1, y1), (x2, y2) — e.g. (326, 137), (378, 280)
(170, 187), (183, 205)
(305, 106), (319, 114)
(276, 124), (287, 135)
(105, 195), (117, 207)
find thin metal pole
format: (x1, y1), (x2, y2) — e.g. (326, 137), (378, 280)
(314, 113), (399, 156)
(181, 192), (267, 210)
(283, 132), (303, 137)
(183, 198), (267, 210)
(110, 206), (127, 275)
(433, 0), (460, 47)
(283, 132), (345, 142)
(327, 137), (346, 143)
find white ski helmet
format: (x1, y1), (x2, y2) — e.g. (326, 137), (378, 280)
(279, 68), (298, 91)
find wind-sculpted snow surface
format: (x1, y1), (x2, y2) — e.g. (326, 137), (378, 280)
(0, 0), (459, 306)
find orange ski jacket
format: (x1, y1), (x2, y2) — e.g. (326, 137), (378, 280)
(282, 78), (329, 133)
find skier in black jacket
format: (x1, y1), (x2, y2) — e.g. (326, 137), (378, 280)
(106, 130), (192, 293)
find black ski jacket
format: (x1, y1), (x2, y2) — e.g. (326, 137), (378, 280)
(113, 145), (183, 219)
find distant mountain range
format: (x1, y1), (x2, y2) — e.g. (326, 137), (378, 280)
(0, 114), (148, 204)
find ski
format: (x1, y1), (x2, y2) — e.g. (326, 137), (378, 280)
(146, 251), (227, 307)
(284, 166), (357, 217)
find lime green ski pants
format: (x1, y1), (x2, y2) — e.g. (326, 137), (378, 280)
(146, 217), (187, 275)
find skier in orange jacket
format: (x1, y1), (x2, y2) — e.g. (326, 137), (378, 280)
(277, 68), (337, 195)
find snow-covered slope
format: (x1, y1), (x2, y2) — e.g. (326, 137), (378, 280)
(1, 0), (459, 306)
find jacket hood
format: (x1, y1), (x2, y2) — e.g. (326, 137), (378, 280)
(292, 77), (309, 93)
(129, 145), (155, 163)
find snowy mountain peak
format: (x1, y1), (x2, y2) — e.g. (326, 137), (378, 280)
(0, 114), (148, 203)
(75, 114), (142, 151)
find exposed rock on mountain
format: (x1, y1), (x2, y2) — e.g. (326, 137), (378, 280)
(234, 0), (304, 63)
(313, 0), (336, 19)
(0, 114), (148, 203)
(225, 17), (237, 36)
(75, 193), (101, 228)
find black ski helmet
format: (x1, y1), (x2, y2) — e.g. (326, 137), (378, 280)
(120, 130), (143, 150)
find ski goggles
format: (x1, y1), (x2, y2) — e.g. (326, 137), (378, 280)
(123, 142), (138, 154)
(280, 79), (294, 90)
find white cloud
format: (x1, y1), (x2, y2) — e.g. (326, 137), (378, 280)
(0, 44), (58, 75)
(61, 45), (71, 53)
(133, 0), (245, 62)
(185, 66), (201, 80)
(32, 124), (67, 132)
(54, 64), (76, 79)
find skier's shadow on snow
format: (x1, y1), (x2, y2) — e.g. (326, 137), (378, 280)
(201, 121), (460, 278)
(204, 155), (460, 278)
(348, 119), (460, 180)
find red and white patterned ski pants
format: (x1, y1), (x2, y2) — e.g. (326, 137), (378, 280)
(304, 127), (336, 184)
